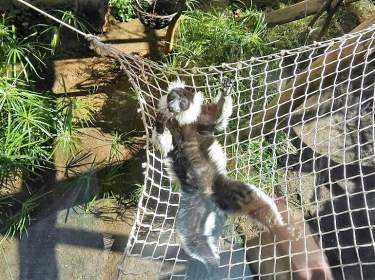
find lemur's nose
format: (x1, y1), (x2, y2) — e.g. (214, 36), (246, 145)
(168, 100), (180, 112)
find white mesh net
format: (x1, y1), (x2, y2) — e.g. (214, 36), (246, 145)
(90, 22), (375, 280)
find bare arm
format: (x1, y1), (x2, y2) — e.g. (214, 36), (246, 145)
(212, 180), (333, 280)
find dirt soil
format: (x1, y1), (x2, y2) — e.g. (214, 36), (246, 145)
(0, 19), (169, 280)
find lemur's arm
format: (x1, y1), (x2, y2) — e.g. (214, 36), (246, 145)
(213, 80), (233, 131)
(152, 112), (174, 156)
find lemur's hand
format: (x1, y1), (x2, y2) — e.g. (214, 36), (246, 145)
(221, 79), (234, 97)
(155, 112), (171, 134)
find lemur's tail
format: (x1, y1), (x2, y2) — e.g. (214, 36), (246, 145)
(212, 176), (284, 228)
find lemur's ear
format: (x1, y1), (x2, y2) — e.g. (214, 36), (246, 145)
(167, 80), (185, 92)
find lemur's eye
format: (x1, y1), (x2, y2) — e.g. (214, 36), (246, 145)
(167, 93), (174, 103)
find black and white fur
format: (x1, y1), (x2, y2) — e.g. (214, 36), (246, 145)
(152, 80), (284, 273)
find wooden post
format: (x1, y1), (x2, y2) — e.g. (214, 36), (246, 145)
(265, 0), (359, 26)
(164, 14), (181, 54)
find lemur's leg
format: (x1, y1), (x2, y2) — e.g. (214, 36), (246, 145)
(212, 176), (284, 229)
(214, 80), (233, 131)
(151, 112), (174, 156)
(176, 191), (225, 277)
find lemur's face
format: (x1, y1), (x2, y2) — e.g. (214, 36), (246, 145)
(167, 88), (191, 113)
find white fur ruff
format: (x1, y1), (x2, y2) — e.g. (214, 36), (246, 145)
(167, 80), (185, 92)
(151, 127), (173, 157)
(215, 94), (233, 131)
(208, 141), (227, 175)
(175, 91), (203, 125)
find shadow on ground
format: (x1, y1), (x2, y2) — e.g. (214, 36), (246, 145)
(0, 14), (165, 280)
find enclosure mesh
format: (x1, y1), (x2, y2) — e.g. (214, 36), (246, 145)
(90, 24), (375, 279)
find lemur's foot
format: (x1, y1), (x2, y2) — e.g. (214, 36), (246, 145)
(212, 179), (253, 212)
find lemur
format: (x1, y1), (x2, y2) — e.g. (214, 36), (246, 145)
(152, 80), (333, 280)
(153, 80), (284, 225)
(152, 80), (284, 274)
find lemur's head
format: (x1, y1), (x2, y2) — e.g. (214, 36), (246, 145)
(159, 80), (203, 125)
(167, 87), (192, 113)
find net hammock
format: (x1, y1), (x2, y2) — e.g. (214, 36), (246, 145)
(85, 20), (374, 279)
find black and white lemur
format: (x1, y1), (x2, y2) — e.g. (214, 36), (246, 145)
(152, 80), (333, 280)
(152, 80), (282, 270)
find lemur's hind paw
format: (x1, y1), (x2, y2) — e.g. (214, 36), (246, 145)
(213, 179), (284, 227)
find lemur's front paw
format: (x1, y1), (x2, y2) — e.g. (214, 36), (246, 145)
(155, 112), (172, 134)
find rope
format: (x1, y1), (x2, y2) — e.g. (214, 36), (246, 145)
(15, 0), (98, 40)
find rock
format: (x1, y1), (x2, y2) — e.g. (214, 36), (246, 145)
(245, 200), (329, 280)
(51, 57), (119, 96)
(54, 127), (133, 180)
(0, 179), (136, 280)
(274, 53), (375, 279)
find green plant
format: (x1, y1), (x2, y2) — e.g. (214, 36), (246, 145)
(0, 78), (54, 176)
(54, 98), (81, 157)
(72, 98), (95, 126)
(265, 18), (308, 52)
(0, 16), (46, 81)
(129, 183), (144, 203)
(0, 191), (50, 242)
(0, 13), (96, 241)
(109, 132), (126, 162)
(109, 0), (135, 22)
(38, 10), (90, 53)
(185, 0), (201, 11)
(165, 9), (267, 67)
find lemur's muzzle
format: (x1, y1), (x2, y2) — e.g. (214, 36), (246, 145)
(168, 99), (181, 113)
